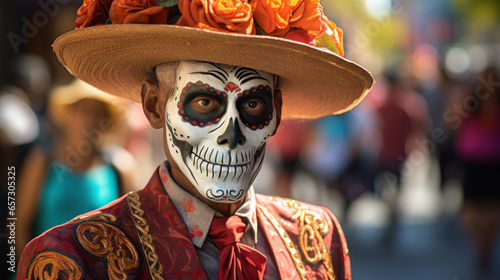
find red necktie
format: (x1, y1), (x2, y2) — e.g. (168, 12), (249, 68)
(208, 216), (267, 280)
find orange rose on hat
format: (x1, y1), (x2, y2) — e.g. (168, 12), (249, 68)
(177, 0), (255, 34)
(252, 0), (327, 40)
(251, 0), (296, 36)
(288, 0), (327, 37)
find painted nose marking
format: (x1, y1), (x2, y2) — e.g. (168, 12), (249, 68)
(217, 117), (246, 149)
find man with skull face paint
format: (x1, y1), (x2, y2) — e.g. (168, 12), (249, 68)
(18, 1), (374, 279)
(161, 62), (278, 205)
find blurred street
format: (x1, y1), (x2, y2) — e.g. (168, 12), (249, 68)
(254, 153), (500, 280)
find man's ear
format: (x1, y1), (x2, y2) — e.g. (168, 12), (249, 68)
(272, 88), (283, 136)
(141, 79), (164, 129)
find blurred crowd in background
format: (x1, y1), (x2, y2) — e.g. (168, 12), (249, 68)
(1, 0), (500, 279)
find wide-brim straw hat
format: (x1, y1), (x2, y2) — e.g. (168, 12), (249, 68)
(48, 79), (124, 130)
(52, 1), (374, 120)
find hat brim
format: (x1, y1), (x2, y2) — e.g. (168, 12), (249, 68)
(53, 24), (373, 119)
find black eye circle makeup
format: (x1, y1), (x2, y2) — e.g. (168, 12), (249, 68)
(178, 82), (273, 130)
(236, 85), (273, 130)
(178, 81), (227, 127)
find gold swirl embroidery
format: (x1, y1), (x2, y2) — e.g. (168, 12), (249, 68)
(27, 251), (84, 280)
(284, 199), (336, 280)
(127, 191), (164, 280)
(75, 220), (139, 279)
(69, 213), (117, 224)
(257, 204), (309, 280)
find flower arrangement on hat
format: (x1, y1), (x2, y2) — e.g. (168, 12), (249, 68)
(75, 0), (343, 56)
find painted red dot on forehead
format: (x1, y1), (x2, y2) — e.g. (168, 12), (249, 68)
(225, 82), (240, 93)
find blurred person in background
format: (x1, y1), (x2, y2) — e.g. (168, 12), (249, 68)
(376, 72), (430, 184)
(455, 66), (500, 274)
(375, 71), (431, 244)
(15, 79), (136, 257)
(10, 54), (52, 115)
(303, 110), (372, 211)
(0, 85), (40, 275)
(266, 119), (313, 197)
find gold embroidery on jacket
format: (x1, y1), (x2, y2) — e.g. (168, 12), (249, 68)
(75, 220), (140, 279)
(284, 199), (335, 280)
(69, 213), (118, 224)
(257, 204), (309, 280)
(28, 251), (84, 280)
(127, 191), (164, 280)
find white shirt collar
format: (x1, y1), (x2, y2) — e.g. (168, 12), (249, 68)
(159, 161), (258, 248)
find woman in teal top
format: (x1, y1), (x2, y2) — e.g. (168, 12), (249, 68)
(34, 162), (119, 235)
(16, 80), (132, 255)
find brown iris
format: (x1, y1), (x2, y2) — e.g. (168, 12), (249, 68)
(242, 98), (266, 117)
(190, 95), (221, 114)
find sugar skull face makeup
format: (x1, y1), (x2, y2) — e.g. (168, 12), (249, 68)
(161, 61), (277, 203)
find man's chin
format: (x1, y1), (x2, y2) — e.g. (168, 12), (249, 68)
(201, 185), (248, 203)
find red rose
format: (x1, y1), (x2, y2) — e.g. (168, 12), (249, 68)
(75, 0), (113, 29)
(283, 29), (314, 45)
(109, 0), (169, 24)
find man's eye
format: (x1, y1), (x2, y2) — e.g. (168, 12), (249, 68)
(247, 101), (258, 108)
(243, 98), (265, 116)
(190, 95), (220, 114)
(198, 99), (211, 106)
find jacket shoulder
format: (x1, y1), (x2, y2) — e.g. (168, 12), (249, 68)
(18, 194), (142, 280)
(255, 193), (351, 280)
(255, 193), (339, 225)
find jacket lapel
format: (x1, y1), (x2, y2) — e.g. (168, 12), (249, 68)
(137, 168), (208, 279)
(256, 195), (304, 280)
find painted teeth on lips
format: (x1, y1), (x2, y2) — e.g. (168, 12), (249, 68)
(192, 146), (255, 166)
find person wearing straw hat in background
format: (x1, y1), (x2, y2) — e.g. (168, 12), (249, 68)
(15, 79), (136, 259)
(18, 0), (373, 279)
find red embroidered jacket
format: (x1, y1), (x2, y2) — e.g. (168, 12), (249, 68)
(18, 167), (351, 280)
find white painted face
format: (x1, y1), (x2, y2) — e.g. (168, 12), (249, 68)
(160, 61), (277, 203)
